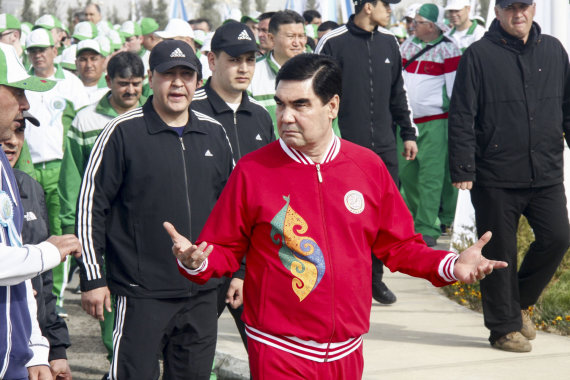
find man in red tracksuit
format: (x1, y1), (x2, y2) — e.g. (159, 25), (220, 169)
(164, 54), (507, 379)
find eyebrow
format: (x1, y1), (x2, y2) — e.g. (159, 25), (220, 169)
(274, 95), (311, 105)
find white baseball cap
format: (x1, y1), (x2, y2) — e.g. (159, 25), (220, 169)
(60, 44), (77, 71)
(155, 19), (194, 39)
(0, 42), (55, 91)
(26, 28), (54, 49)
(445, 0), (471, 11)
(76, 39), (103, 56)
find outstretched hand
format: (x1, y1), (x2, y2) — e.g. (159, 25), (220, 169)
(163, 221), (213, 270)
(453, 231), (508, 284)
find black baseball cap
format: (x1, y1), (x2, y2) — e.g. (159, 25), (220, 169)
(353, 0), (400, 6)
(149, 39), (201, 74)
(495, 0), (533, 7)
(211, 21), (259, 57)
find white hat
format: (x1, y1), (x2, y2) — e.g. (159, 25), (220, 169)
(200, 32), (214, 53)
(76, 39), (103, 56)
(0, 42), (55, 91)
(95, 35), (112, 56)
(60, 44), (77, 71)
(73, 21), (98, 41)
(26, 28), (54, 49)
(445, 0), (471, 11)
(155, 18), (194, 39)
(405, 3), (422, 19)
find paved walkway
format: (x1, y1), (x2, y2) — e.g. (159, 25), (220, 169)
(215, 239), (570, 379)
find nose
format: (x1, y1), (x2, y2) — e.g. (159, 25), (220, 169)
(19, 93), (30, 112)
(278, 106), (295, 124)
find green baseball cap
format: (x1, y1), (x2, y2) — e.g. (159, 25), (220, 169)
(0, 14), (21, 33)
(120, 20), (142, 38)
(417, 4), (445, 28)
(33, 14), (63, 31)
(0, 42), (55, 91)
(140, 17), (159, 35)
(73, 21), (98, 41)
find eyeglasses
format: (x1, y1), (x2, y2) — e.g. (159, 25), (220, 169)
(412, 20), (431, 26)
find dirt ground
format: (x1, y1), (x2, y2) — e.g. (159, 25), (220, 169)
(64, 277), (110, 380)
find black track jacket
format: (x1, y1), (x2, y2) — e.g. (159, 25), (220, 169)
(448, 20), (570, 188)
(77, 98), (233, 298)
(315, 16), (416, 155)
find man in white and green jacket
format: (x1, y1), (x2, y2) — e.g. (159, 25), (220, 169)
(445, 0), (485, 52)
(399, 3), (461, 247)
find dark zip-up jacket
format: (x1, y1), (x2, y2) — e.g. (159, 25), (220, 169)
(16, 170), (70, 361)
(192, 80), (275, 161)
(315, 15), (416, 155)
(449, 20), (570, 188)
(77, 98), (233, 297)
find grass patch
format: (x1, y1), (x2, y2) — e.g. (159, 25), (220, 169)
(442, 217), (570, 335)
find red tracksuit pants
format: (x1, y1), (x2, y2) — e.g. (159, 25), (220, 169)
(248, 339), (364, 379)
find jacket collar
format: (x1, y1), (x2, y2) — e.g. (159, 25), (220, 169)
(200, 80), (256, 115)
(485, 18), (540, 53)
(279, 134), (341, 165)
(266, 52), (281, 75)
(346, 15), (378, 38)
(143, 96), (206, 135)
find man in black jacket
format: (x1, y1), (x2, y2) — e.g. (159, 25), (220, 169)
(77, 40), (234, 379)
(315, 0), (417, 305)
(192, 21), (274, 350)
(448, 0), (570, 353)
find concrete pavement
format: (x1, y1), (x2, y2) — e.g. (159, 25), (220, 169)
(215, 239), (570, 379)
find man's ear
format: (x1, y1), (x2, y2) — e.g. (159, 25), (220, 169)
(328, 94), (340, 120)
(207, 51), (216, 72)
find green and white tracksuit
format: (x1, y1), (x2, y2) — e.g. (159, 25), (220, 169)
(249, 52), (280, 136)
(398, 35), (461, 239)
(446, 22), (486, 53)
(84, 75), (110, 105)
(25, 64), (90, 307)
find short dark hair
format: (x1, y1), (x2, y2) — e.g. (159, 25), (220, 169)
(355, 0), (378, 15)
(258, 12), (276, 22)
(317, 21), (339, 33)
(268, 10), (305, 35)
(276, 54), (342, 104)
(107, 51), (145, 79)
(303, 10), (322, 24)
(189, 18), (212, 31)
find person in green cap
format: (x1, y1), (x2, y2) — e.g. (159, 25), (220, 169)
(0, 13), (23, 58)
(140, 17), (162, 52)
(75, 39), (109, 104)
(399, 3), (462, 247)
(24, 27), (90, 317)
(34, 14), (66, 52)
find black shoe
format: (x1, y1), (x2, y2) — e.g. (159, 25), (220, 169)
(440, 224), (451, 236)
(372, 281), (397, 305)
(422, 234), (437, 247)
(101, 374), (109, 380)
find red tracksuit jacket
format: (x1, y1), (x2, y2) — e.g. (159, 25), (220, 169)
(178, 136), (457, 361)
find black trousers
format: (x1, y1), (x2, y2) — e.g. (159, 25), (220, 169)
(108, 289), (218, 380)
(372, 149), (400, 283)
(470, 184), (569, 343)
(217, 277), (248, 351)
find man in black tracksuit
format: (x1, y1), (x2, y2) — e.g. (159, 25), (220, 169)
(448, 0), (570, 353)
(315, 0), (417, 305)
(77, 41), (233, 379)
(191, 22), (274, 351)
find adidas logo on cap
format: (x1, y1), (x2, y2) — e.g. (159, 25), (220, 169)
(237, 29), (252, 41)
(170, 48), (186, 58)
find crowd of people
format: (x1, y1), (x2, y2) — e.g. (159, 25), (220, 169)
(0, 0), (568, 379)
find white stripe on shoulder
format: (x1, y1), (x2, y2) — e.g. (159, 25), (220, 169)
(192, 110), (223, 126)
(76, 107), (144, 282)
(315, 25), (347, 53)
(192, 89), (207, 101)
(248, 96), (271, 113)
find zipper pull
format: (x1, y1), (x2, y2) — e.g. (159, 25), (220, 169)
(316, 164), (323, 183)
(234, 112), (237, 125)
(179, 137), (186, 150)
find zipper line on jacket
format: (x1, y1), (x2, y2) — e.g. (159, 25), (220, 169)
(233, 112), (242, 160)
(315, 164), (335, 361)
(179, 137), (193, 241)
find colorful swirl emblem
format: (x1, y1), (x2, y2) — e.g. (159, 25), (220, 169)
(270, 195), (326, 301)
